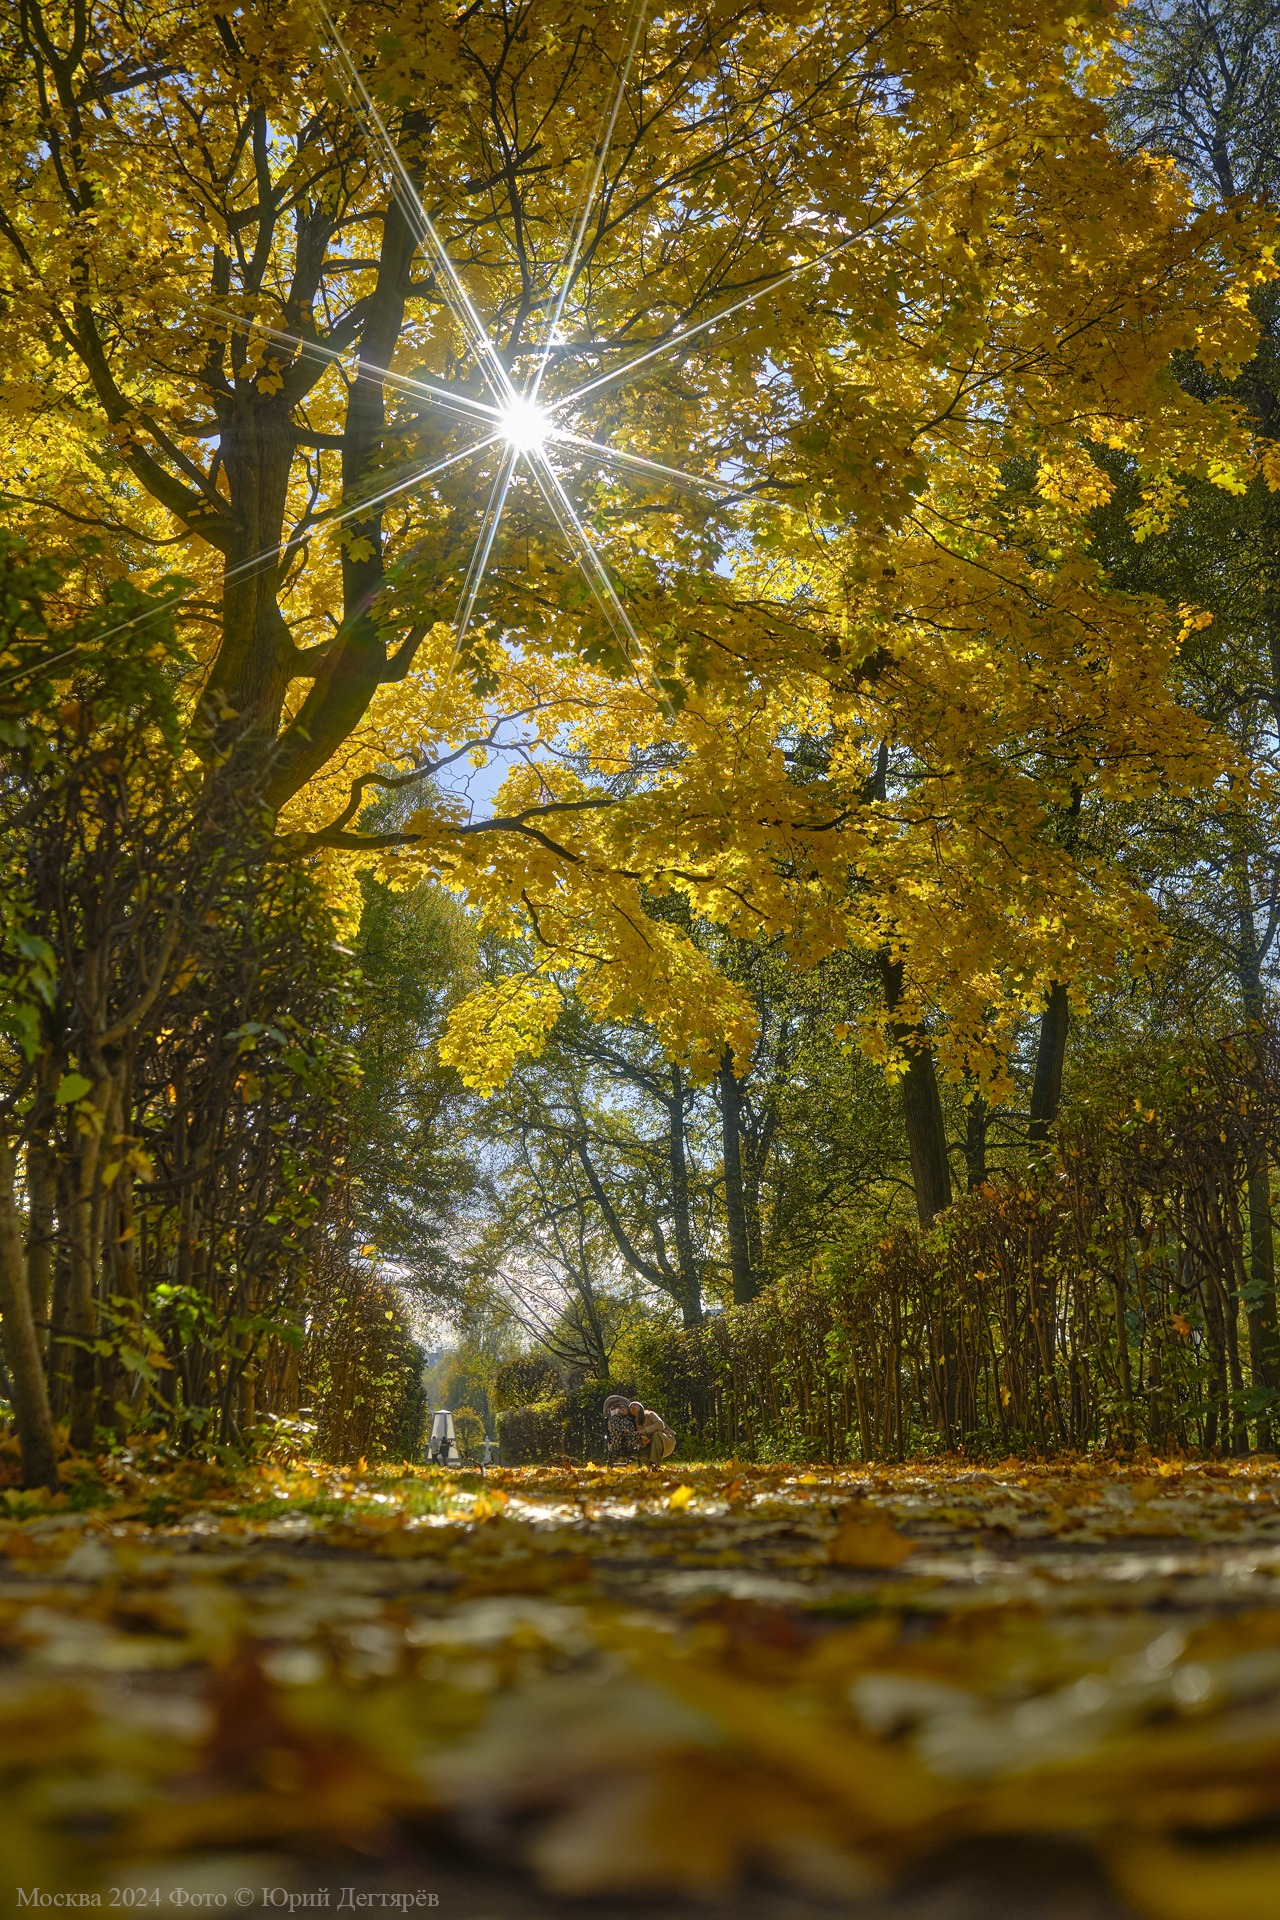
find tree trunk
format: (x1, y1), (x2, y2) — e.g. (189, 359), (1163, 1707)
(1201, 1264), (1226, 1452)
(743, 1149), (765, 1282)
(667, 1066), (703, 1327)
(1238, 948), (1279, 1449)
(1028, 982), (1069, 1149)
(1208, 1183), (1249, 1455)
(1223, 1262), (1248, 1456)
(877, 956), (952, 1224)
(1246, 1156), (1279, 1451)
(964, 1094), (988, 1191)
(718, 1047), (758, 1304)
(26, 1134), (56, 1351)
(47, 1159), (72, 1421)
(260, 133), (432, 811)
(66, 1074), (114, 1451)
(1111, 1252), (1135, 1451)
(0, 1143), (60, 1491)
(209, 393), (304, 755)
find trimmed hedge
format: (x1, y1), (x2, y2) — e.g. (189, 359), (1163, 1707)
(492, 1355), (561, 1413)
(452, 1405), (485, 1456)
(496, 1398), (565, 1464)
(497, 1380), (638, 1464)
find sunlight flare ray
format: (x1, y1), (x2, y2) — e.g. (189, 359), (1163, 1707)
(548, 229), (866, 417)
(305, 0), (783, 691)
(553, 430), (738, 496)
(313, 0), (517, 408)
(455, 447), (520, 649)
(527, 0), (650, 410)
(84, 433), (504, 654)
(527, 447), (641, 652)
(204, 307), (502, 429)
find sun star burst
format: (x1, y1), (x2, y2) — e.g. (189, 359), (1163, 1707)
(311, 0), (759, 666)
(74, 7), (875, 681)
(499, 400), (554, 457)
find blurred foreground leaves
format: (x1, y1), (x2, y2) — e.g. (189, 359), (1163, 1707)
(2, 1448), (1280, 1914)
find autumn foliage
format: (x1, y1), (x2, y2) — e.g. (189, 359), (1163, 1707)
(7, 1), (1280, 1908)
(1, 0), (1279, 1606)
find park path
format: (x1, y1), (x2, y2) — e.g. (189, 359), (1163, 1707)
(2, 1458), (1279, 1918)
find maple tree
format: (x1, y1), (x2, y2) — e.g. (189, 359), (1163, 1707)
(469, 935), (901, 1348)
(0, 0), (1263, 1054)
(8, 14), (1280, 1898)
(3, 0), (1279, 1488)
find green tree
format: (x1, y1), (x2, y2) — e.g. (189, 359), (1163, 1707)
(1094, 0), (1280, 1443)
(349, 873), (480, 1302)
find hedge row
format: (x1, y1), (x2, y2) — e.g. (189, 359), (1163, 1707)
(495, 1398), (564, 1464)
(498, 1045), (1280, 1466)
(497, 1381), (637, 1464)
(631, 1094), (1280, 1464)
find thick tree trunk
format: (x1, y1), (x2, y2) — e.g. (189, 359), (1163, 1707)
(718, 1048), (759, 1304)
(262, 137), (429, 811)
(877, 956), (952, 1225)
(901, 1047), (953, 1225)
(0, 1143), (60, 1491)
(208, 394), (302, 752)
(1028, 982), (1069, 1149)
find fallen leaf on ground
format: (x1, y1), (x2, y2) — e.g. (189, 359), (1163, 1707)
(0, 1452), (1278, 1915)
(828, 1502), (917, 1567)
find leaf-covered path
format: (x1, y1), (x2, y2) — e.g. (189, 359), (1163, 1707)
(3, 1458), (1280, 1918)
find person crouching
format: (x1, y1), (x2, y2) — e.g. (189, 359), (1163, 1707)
(629, 1400), (676, 1466)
